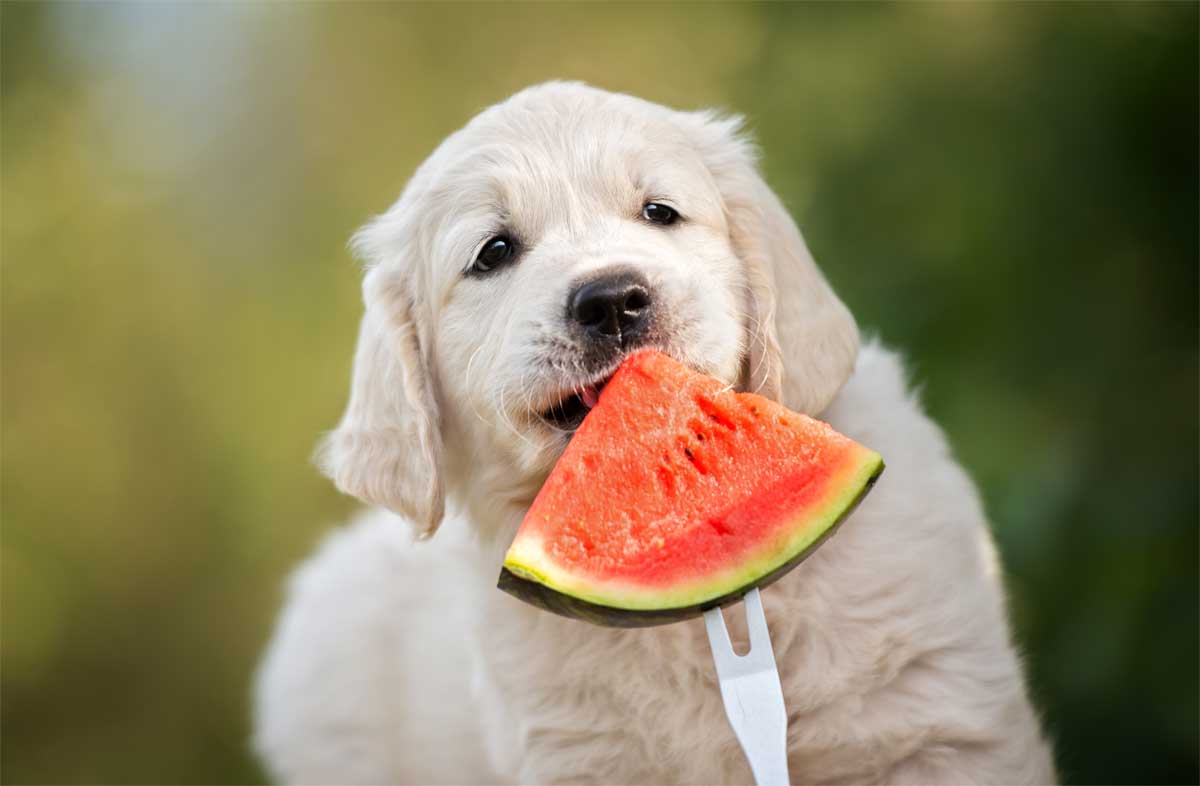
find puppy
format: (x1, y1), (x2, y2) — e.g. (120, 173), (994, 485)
(254, 82), (1056, 785)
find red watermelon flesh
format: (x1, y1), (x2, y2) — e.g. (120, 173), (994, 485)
(498, 350), (883, 627)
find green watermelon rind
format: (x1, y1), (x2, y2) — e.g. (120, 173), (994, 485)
(497, 449), (884, 628)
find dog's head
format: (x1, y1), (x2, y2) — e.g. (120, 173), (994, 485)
(317, 83), (858, 539)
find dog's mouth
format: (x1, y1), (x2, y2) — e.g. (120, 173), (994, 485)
(538, 373), (616, 432)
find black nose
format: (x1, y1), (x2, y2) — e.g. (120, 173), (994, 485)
(568, 270), (653, 343)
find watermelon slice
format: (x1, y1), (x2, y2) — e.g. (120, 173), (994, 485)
(498, 350), (884, 627)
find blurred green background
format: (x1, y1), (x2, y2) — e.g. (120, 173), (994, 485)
(3, 3), (1196, 784)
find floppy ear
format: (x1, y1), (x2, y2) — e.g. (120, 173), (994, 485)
(686, 111), (859, 415)
(316, 227), (445, 538)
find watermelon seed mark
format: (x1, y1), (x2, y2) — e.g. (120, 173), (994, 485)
(707, 517), (734, 536)
(656, 465), (676, 495)
(576, 523), (596, 557)
(695, 395), (737, 430)
(683, 447), (709, 475)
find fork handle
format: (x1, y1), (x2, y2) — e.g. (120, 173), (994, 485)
(717, 673), (790, 785)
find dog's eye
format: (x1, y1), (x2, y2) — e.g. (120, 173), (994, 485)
(642, 202), (679, 226)
(472, 236), (516, 274)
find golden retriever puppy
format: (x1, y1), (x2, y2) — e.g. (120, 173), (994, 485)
(254, 82), (1056, 785)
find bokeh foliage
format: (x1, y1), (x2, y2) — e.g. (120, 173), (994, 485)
(3, 3), (1196, 784)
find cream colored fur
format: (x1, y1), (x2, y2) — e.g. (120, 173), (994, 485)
(254, 82), (1056, 785)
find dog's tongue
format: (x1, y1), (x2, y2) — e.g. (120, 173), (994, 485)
(581, 383), (602, 409)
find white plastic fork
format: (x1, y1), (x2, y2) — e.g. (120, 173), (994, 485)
(704, 588), (790, 786)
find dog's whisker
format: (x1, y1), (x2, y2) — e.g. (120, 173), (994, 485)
(516, 363), (547, 434)
(730, 302), (774, 396)
(494, 383), (536, 451)
(490, 314), (540, 451)
(464, 344), (493, 430)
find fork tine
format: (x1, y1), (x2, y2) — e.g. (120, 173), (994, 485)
(704, 603), (735, 663)
(743, 588), (773, 660)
